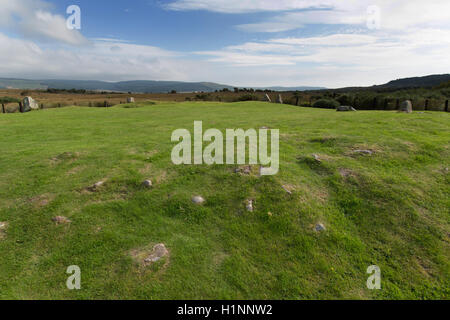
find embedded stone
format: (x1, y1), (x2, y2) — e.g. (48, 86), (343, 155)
(142, 180), (153, 188)
(144, 243), (169, 263)
(315, 223), (326, 232)
(192, 196), (205, 204)
(52, 216), (71, 225)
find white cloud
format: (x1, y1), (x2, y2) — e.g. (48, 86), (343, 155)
(166, 0), (334, 13)
(192, 29), (450, 87)
(0, 0), (88, 45)
(167, 0), (450, 33)
(0, 32), (190, 81)
(238, 1), (450, 32)
(269, 34), (377, 46)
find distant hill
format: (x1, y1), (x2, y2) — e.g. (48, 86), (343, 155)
(0, 78), (324, 93)
(377, 74), (450, 89)
(0, 78), (47, 90)
(0, 78), (234, 93)
(253, 86), (327, 91)
(333, 74), (450, 92)
(1, 74), (448, 93)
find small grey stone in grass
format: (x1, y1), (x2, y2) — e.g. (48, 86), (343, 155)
(144, 243), (169, 263)
(353, 149), (374, 155)
(313, 154), (321, 162)
(245, 200), (254, 212)
(282, 185), (292, 195)
(0, 222), (7, 239)
(52, 216), (71, 225)
(95, 181), (105, 187)
(86, 180), (106, 192)
(315, 223), (326, 232)
(192, 195), (205, 204)
(142, 180), (153, 188)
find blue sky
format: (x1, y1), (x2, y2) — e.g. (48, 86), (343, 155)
(1, 0), (449, 87)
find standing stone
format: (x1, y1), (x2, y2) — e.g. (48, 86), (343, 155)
(264, 94), (272, 103)
(399, 100), (413, 113)
(22, 97), (39, 112)
(277, 94), (283, 104)
(127, 97), (135, 103)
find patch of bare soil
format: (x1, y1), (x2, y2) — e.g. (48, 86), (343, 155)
(50, 152), (82, 165)
(30, 194), (54, 208)
(339, 168), (358, 179)
(233, 165), (261, 177)
(346, 144), (382, 157)
(67, 166), (85, 176)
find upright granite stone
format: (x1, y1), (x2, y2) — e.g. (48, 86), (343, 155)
(127, 97), (135, 103)
(399, 100), (413, 113)
(276, 94), (283, 104)
(264, 94), (272, 103)
(22, 97), (39, 112)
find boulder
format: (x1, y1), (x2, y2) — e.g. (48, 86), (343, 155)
(276, 94), (283, 104)
(264, 94), (272, 103)
(399, 100), (413, 113)
(337, 105), (356, 112)
(127, 97), (135, 103)
(22, 97), (39, 112)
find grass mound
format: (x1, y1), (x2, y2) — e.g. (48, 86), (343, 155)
(0, 102), (448, 299)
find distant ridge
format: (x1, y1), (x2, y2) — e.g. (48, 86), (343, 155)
(0, 74), (449, 93)
(333, 74), (450, 92)
(0, 78), (234, 93)
(377, 74), (450, 89)
(253, 86), (327, 91)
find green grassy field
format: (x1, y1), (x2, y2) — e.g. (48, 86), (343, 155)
(0, 101), (448, 299)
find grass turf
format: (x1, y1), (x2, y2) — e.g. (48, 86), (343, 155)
(0, 101), (448, 299)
